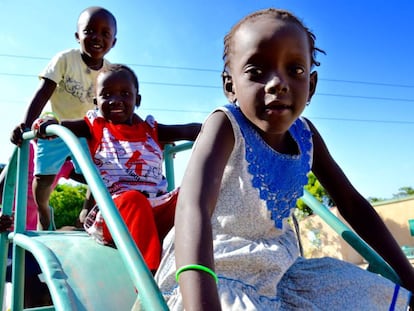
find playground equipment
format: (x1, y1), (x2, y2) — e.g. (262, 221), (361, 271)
(0, 125), (401, 310)
(0, 125), (168, 311)
(402, 219), (414, 260)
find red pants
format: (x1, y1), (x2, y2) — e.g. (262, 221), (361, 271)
(102, 190), (177, 271)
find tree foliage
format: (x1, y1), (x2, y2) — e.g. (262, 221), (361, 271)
(296, 172), (333, 216)
(368, 186), (414, 203)
(50, 183), (87, 229)
(393, 186), (414, 199)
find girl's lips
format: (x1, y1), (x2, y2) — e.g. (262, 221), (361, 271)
(264, 97), (290, 110)
(265, 108), (288, 116)
(264, 104), (291, 117)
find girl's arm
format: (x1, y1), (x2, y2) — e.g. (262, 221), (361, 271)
(308, 118), (414, 291)
(175, 111), (233, 311)
(157, 122), (201, 144)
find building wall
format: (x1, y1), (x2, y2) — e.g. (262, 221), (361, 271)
(299, 196), (414, 264)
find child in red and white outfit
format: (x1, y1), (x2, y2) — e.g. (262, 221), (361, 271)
(34, 64), (200, 272)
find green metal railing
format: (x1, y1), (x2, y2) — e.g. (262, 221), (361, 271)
(301, 191), (400, 284)
(1, 126), (169, 311)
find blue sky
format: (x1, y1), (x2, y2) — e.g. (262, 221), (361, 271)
(1, 0), (414, 199)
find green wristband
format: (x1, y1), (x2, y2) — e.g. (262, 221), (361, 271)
(175, 264), (218, 284)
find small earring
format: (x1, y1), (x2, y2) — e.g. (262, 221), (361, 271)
(306, 101), (310, 106)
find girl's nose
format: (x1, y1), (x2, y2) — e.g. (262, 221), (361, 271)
(264, 75), (288, 95)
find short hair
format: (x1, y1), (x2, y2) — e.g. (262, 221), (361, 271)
(78, 6), (117, 34)
(99, 64), (139, 92)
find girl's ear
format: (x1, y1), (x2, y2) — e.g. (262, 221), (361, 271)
(222, 72), (237, 103)
(75, 32), (80, 43)
(307, 71), (318, 101)
(135, 94), (142, 108)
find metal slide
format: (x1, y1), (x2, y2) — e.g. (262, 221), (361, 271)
(0, 126), (168, 311)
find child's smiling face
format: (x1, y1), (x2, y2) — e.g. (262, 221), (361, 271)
(96, 70), (140, 125)
(76, 8), (117, 64)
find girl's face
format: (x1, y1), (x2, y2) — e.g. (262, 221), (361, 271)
(226, 17), (317, 147)
(95, 71), (140, 124)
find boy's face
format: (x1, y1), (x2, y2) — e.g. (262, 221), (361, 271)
(76, 9), (117, 62)
(95, 71), (140, 125)
(225, 17), (317, 137)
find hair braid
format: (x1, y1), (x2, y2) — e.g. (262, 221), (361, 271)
(222, 8), (325, 78)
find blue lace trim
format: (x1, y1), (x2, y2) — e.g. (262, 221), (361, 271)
(226, 104), (312, 229)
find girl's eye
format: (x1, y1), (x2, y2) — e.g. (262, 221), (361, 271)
(290, 66), (305, 76)
(245, 67), (263, 77)
(101, 92), (111, 99)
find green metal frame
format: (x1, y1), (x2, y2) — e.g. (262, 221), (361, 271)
(300, 191), (400, 284)
(0, 125), (168, 311)
(409, 219), (414, 237)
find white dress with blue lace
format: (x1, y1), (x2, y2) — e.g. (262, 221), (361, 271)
(154, 104), (410, 310)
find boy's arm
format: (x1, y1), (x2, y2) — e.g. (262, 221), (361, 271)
(11, 78), (56, 146)
(23, 78), (57, 128)
(157, 123), (201, 144)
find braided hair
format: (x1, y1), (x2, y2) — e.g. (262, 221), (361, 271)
(222, 8), (325, 78)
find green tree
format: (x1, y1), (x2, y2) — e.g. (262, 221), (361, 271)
(393, 186), (414, 199)
(50, 183), (87, 228)
(368, 196), (385, 203)
(296, 172), (333, 217)
(368, 186), (414, 203)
